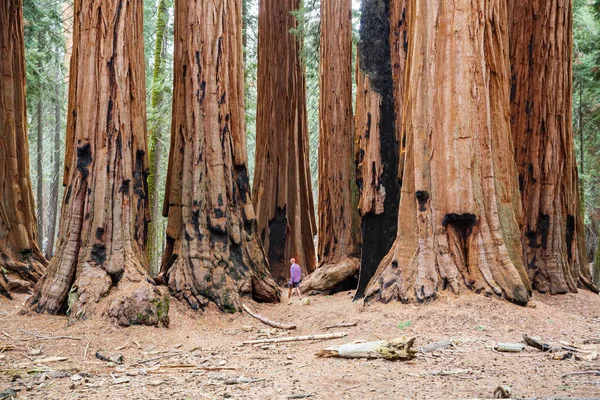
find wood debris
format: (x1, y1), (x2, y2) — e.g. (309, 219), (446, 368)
(242, 304), (296, 330)
(244, 332), (347, 345)
(317, 337), (416, 360)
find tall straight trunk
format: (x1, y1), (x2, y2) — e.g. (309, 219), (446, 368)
(253, 0), (316, 284)
(301, 0), (360, 295)
(158, 0), (280, 312)
(45, 82), (61, 260)
(509, 0), (597, 294)
(0, 0), (47, 297)
(365, 0), (532, 305)
(36, 96), (44, 250)
(28, 0), (169, 327)
(147, 0), (169, 276)
(353, 0), (401, 299)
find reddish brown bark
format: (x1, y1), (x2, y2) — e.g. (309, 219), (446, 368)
(253, 0), (316, 284)
(365, 0), (531, 305)
(508, 0), (597, 294)
(27, 0), (169, 326)
(157, 0), (280, 312)
(353, 0), (401, 299)
(0, 0), (47, 298)
(300, 0), (360, 295)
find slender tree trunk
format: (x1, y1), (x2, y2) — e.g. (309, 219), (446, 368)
(509, 0), (597, 294)
(46, 82), (61, 260)
(0, 0), (47, 297)
(158, 0), (280, 312)
(27, 0), (169, 326)
(253, 0), (317, 284)
(353, 0), (401, 299)
(300, 0), (360, 295)
(147, 0), (169, 276)
(365, 0), (532, 305)
(579, 82), (583, 176)
(36, 90), (44, 250)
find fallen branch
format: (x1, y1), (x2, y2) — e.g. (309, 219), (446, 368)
(0, 344), (15, 352)
(30, 356), (69, 364)
(243, 332), (347, 345)
(562, 370), (600, 378)
(132, 352), (182, 366)
(287, 394), (313, 399)
(242, 304), (296, 330)
(523, 334), (551, 352)
(323, 322), (358, 330)
(317, 337), (416, 360)
(18, 329), (81, 341)
(407, 369), (472, 377)
(493, 342), (524, 353)
(419, 339), (453, 353)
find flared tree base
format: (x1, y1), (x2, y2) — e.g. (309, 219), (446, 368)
(300, 257), (359, 295)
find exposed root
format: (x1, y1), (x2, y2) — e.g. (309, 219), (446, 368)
(0, 251), (46, 299)
(300, 257), (359, 295)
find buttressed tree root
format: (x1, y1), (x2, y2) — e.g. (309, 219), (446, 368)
(365, 0), (532, 305)
(0, 0), (47, 298)
(156, 0), (280, 312)
(26, 0), (168, 327)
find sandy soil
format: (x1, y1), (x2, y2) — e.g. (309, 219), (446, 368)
(1, 289), (600, 399)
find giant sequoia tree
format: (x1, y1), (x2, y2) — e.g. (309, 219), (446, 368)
(353, 0), (400, 298)
(27, 0), (169, 326)
(253, 0), (316, 284)
(365, 0), (532, 305)
(0, 0), (47, 297)
(157, 0), (280, 311)
(509, 0), (597, 294)
(300, 0), (360, 294)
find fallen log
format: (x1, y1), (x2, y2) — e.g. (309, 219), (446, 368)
(243, 332), (347, 345)
(316, 337), (416, 360)
(493, 343), (524, 353)
(242, 304), (296, 330)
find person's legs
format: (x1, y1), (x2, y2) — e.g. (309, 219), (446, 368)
(295, 285), (302, 298)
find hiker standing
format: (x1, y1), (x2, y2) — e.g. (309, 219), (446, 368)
(288, 258), (302, 300)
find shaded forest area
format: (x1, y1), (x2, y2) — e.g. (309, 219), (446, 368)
(1, 0), (600, 327)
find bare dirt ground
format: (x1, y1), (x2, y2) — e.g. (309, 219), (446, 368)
(1, 289), (600, 399)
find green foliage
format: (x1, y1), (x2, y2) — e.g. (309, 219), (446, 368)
(397, 320), (412, 330)
(474, 324), (486, 332)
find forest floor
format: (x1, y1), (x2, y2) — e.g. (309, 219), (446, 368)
(1, 289), (600, 399)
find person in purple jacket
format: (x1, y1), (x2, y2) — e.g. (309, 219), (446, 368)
(287, 257), (302, 301)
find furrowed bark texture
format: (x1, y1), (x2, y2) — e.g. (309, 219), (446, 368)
(46, 82), (61, 260)
(36, 94), (44, 250)
(27, 0), (169, 327)
(353, 0), (400, 299)
(508, 0), (597, 294)
(0, 0), (47, 297)
(158, 0), (280, 312)
(301, 0), (360, 295)
(253, 0), (316, 284)
(365, 0), (532, 305)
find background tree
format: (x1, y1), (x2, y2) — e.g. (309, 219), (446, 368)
(301, 0), (360, 294)
(365, 0), (532, 305)
(353, 0), (400, 299)
(27, 0), (169, 326)
(509, 0), (597, 294)
(157, 0), (280, 312)
(0, 0), (47, 297)
(253, 0), (317, 284)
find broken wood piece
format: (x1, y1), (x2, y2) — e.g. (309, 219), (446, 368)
(243, 332), (347, 345)
(287, 394), (313, 399)
(0, 344), (15, 351)
(96, 350), (124, 364)
(317, 337), (416, 360)
(242, 304), (296, 330)
(494, 385), (511, 398)
(575, 351), (598, 362)
(493, 342), (524, 353)
(562, 370), (600, 378)
(419, 339), (453, 353)
(323, 321), (358, 330)
(32, 356), (69, 364)
(523, 334), (551, 352)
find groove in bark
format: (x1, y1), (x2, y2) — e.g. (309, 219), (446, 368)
(301, 0), (360, 295)
(157, 0), (280, 312)
(0, 0), (47, 298)
(365, 0), (532, 305)
(27, 0), (168, 327)
(353, 0), (400, 299)
(253, 0), (317, 285)
(508, 0), (598, 294)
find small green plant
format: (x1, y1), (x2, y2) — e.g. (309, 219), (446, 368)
(397, 320), (412, 330)
(474, 324), (486, 332)
(558, 385), (573, 391)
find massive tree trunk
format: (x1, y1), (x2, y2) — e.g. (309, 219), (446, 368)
(253, 0), (316, 284)
(353, 0), (401, 299)
(147, 0), (169, 277)
(365, 0), (532, 305)
(508, 0), (597, 294)
(46, 81), (61, 260)
(27, 0), (169, 327)
(0, 0), (47, 298)
(301, 0), (360, 295)
(157, 0), (280, 312)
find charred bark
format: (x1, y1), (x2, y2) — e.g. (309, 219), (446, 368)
(157, 0), (280, 312)
(27, 0), (168, 326)
(253, 0), (317, 284)
(508, 0), (597, 294)
(365, 0), (532, 305)
(0, 0), (47, 298)
(353, 0), (401, 299)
